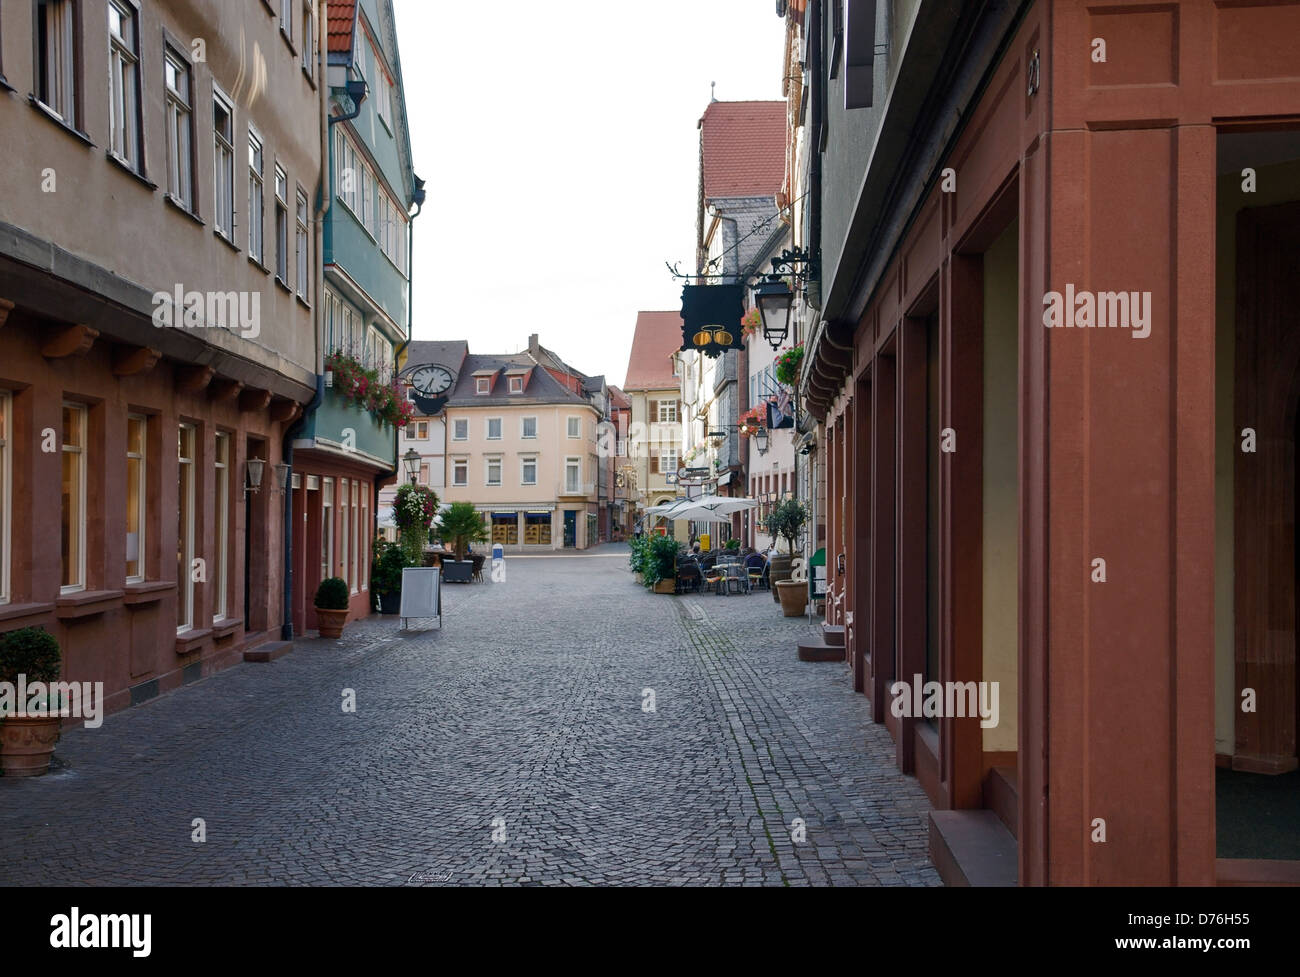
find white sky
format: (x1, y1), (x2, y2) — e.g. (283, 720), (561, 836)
(392, 0), (787, 388)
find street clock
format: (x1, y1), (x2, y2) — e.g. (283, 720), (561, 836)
(409, 364), (455, 396)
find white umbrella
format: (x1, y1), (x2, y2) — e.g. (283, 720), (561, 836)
(669, 495), (758, 522)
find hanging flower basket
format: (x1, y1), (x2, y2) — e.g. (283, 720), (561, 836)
(324, 349), (415, 428)
(775, 344), (805, 387)
(738, 406), (764, 436)
(741, 308), (762, 337)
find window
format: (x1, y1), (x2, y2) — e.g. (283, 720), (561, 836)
(275, 165), (289, 282)
(521, 456), (537, 486)
(412, 420), (429, 440)
(360, 484), (369, 591)
(247, 130), (265, 263)
(214, 433), (230, 619)
(107, 1), (141, 169)
(475, 377), (490, 395)
(295, 187), (309, 300)
(452, 458), (467, 487)
(372, 39), (393, 130)
(350, 479), (359, 594)
(657, 401), (678, 423)
(0, 392), (10, 604)
(213, 89), (235, 240)
(60, 404), (87, 593)
(163, 47), (194, 209)
(360, 165), (374, 236)
(486, 418), (502, 440)
(37, 0), (78, 125)
(521, 416), (537, 439)
(658, 448), (678, 474)
(125, 414), (146, 583)
(334, 127), (357, 213)
(452, 418), (467, 441)
(486, 457), (502, 487)
(340, 478), (350, 590)
(523, 512), (551, 545)
(491, 513), (518, 545)
(302, 2), (315, 79)
(567, 416), (581, 439)
(564, 458), (581, 494)
(509, 376), (524, 394)
(321, 478), (334, 579)
(279, 0), (293, 43)
(419, 463), (429, 486)
(177, 424), (195, 628)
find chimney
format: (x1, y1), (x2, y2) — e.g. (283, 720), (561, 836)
(528, 333), (540, 356)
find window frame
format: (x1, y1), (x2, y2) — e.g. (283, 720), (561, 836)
(176, 422), (196, 630)
(247, 126), (265, 264)
(520, 455), (538, 487)
(564, 456), (581, 495)
(566, 416), (581, 439)
(107, 0), (143, 172)
(295, 184), (309, 301)
(0, 391), (10, 605)
(274, 162), (289, 283)
(521, 416), (537, 439)
(125, 413), (147, 584)
(485, 455), (502, 487)
(452, 457), (468, 487)
(60, 402), (87, 594)
(475, 377), (489, 395)
(212, 85), (236, 242)
(452, 418), (468, 441)
(35, 0), (81, 128)
(163, 42), (195, 211)
(486, 417), (502, 441)
(214, 431), (231, 619)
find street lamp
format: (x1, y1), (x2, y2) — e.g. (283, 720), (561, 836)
(245, 457), (265, 496)
(755, 277), (794, 350)
(403, 448), (421, 483)
(754, 426), (770, 455)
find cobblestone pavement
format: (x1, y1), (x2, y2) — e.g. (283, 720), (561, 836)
(0, 546), (940, 886)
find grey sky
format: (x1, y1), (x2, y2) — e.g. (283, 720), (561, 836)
(392, 0), (786, 387)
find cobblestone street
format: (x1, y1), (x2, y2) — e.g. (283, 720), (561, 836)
(0, 547), (939, 886)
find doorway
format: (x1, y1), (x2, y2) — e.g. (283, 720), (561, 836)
(563, 509), (577, 547)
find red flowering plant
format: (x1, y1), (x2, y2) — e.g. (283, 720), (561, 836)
(774, 344), (805, 387)
(325, 349), (414, 428)
(738, 405), (765, 436)
(741, 308), (762, 337)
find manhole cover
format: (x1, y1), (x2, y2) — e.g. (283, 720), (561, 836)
(407, 870), (454, 883)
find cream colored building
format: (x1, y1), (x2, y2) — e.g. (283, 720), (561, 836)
(623, 311), (689, 539)
(441, 354), (600, 550)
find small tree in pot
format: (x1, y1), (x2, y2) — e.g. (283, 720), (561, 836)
(314, 577), (350, 638)
(437, 501), (488, 582)
(764, 498), (808, 604)
(0, 627), (64, 777)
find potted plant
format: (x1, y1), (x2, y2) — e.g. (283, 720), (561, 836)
(765, 498), (808, 604)
(644, 534), (682, 593)
(314, 577), (350, 638)
(371, 537), (407, 615)
(0, 627), (65, 777)
(740, 307), (762, 337)
(724, 538), (741, 553)
(437, 501), (488, 583)
(628, 533), (649, 583)
(775, 344), (805, 387)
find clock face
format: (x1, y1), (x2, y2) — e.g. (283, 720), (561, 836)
(410, 364), (454, 396)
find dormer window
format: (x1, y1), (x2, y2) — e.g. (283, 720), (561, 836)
(509, 376), (524, 394)
(476, 377), (490, 395)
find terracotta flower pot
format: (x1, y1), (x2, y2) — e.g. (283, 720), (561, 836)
(0, 714), (62, 777)
(769, 554), (793, 603)
(315, 606), (349, 639)
(776, 579), (807, 617)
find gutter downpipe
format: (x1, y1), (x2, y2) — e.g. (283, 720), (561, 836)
(280, 1), (331, 641)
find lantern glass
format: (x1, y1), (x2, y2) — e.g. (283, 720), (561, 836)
(755, 427), (769, 454)
(246, 457), (266, 491)
(403, 448), (421, 481)
(756, 278), (793, 350)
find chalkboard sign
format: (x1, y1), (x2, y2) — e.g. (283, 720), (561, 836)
(399, 567), (441, 629)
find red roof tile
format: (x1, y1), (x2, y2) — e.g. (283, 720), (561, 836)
(699, 100), (786, 200)
(624, 312), (683, 391)
(327, 0), (357, 55)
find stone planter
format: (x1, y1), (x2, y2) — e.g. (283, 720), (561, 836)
(0, 714), (62, 777)
(776, 579), (807, 617)
(769, 554), (794, 603)
(315, 606), (349, 639)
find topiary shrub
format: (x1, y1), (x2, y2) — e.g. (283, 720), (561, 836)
(0, 627), (63, 716)
(314, 577), (350, 610)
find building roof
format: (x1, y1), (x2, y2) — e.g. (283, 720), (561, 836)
(403, 340), (468, 376)
(699, 100), (786, 200)
(624, 311), (682, 391)
(608, 385), (632, 410)
(327, 0), (357, 55)
(444, 353), (591, 408)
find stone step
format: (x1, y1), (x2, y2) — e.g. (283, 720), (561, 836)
(797, 638), (844, 662)
(243, 640), (294, 664)
(984, 764), (1019, 840)
(928, 810), (1018, 886)
(821, 624), (845, 646)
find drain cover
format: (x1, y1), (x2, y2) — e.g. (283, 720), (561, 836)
(407, 870), (454, 883)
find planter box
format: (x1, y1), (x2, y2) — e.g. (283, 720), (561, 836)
(653, 578), (675, 594)
(443, 560), (473, 583)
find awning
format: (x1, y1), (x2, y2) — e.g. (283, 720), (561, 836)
(491, 511), (517, 519)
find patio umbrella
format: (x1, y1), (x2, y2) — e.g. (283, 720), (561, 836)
(668, 495), (758, 522)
